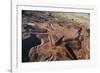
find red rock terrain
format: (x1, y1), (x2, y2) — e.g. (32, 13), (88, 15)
(22, 11), (90, 62)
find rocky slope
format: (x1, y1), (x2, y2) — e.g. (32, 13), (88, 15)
(22, 10), (90, 62)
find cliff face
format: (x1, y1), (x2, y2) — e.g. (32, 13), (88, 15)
(22, 10), (90, 62)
